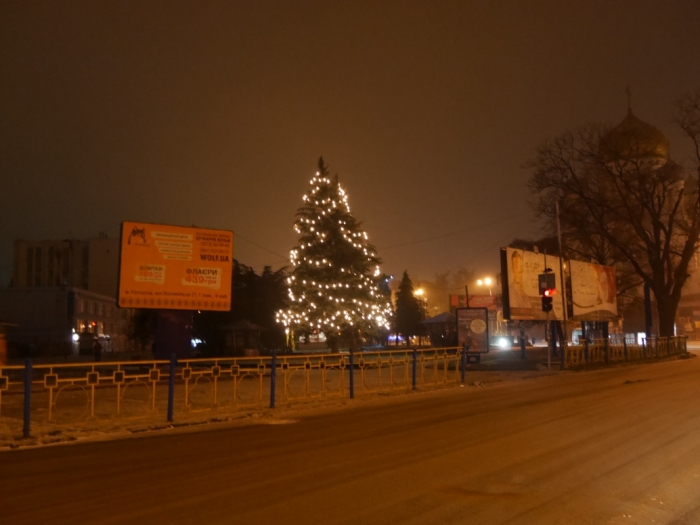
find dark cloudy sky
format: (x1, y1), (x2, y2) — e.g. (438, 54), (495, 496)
(2, 0), (699, 288)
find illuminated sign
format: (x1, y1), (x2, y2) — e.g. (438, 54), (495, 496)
(500, 247), (617, 321)
(500, 247), (564, 321)
(118, 222), (233, 311)
(456, 308), (490, 353)
(570, 260), (617, 320)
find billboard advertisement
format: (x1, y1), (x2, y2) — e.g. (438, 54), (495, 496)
(501, 247), (564, 321)
(118, 222), (233, 311)
(456, 308), (490, 352)
(570, 260), (617, 320)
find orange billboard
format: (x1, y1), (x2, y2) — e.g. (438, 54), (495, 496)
(118, 222), (233, 311)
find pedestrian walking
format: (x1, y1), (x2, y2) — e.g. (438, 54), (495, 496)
(93, 338), (102, 362)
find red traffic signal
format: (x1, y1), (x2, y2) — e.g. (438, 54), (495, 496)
(538, 273), (556, 296)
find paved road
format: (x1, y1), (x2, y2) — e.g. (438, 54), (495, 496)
(3, 355), (700, 524)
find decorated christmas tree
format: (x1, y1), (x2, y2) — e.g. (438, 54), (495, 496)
(277, 158), (392, 350)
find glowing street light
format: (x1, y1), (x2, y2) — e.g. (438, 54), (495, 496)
(477, 277), (493, 295)
(413, 288), (427, 316)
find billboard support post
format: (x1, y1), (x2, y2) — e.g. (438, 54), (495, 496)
(167, 353), (176, 422)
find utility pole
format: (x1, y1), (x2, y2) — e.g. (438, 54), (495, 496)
(644, 283), (653, 341)
(543, 250), (554, 367)
(556, 201), (568, 369)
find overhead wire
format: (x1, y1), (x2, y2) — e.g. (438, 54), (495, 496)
(378, 210), (532, 251)
(95, 212), (538, 274)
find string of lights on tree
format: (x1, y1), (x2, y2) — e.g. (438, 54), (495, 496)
(276, 159), (393, 338)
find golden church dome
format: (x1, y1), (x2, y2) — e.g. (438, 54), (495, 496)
(599, 110), (669, 163)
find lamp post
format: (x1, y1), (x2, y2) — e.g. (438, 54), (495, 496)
(414, 288), (426, 346)
(414, 288), (426, 311)
(477, 277), (494, 336)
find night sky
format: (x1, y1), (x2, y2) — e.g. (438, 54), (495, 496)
(2, 1), (700, 289)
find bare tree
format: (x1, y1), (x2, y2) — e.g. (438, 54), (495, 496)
(675, 88), (700, 178)
(527, 92), (700, 336)
(450, 267), (475, 294)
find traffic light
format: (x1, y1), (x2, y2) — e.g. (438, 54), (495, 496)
(541, 295), (553, 312)
(539, 272), (556, 314)
(538, 273), (556, 295)
(541, 286), (555, 312)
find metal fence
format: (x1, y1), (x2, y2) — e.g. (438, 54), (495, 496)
(565, 336), (687, 367)
(2, 338), (688, 439)
(0, 347), (466, 438)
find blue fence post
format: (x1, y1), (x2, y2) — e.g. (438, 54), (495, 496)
(23, 358), (32, 438)
(349, 348), (355, 399)
(460, 345), (467, 384)
(270, 348), (277, 409)
(412, 347), (417, 390)
(167, 353), (176, 422)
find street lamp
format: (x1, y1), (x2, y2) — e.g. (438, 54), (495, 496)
(414, 288), (427, 311)
(477, 277), (493, 296)
(413, 288), (427, 346)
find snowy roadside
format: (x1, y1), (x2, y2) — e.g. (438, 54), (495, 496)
(0, 368), (556, 450)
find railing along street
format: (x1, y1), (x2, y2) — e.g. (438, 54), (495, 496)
(565, 335), (687, 367)
(0, 346), (466, 439)
(1, 338), (687, 439)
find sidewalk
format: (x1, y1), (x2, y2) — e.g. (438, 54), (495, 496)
(7, 350), (155, 366)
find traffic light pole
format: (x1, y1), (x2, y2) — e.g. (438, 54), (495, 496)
(546, 312), (551, 371)
(550, 319), (557, 367)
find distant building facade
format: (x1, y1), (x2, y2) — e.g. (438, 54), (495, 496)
(2, 234), (132, 356)
(12, 234), (120, 298)
(0, 287), (134, 355)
